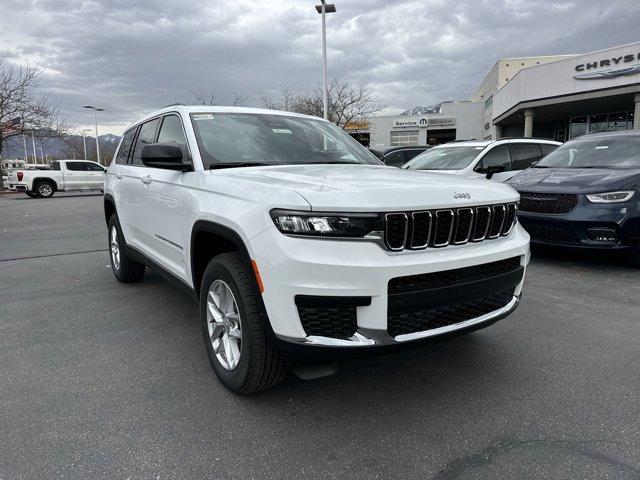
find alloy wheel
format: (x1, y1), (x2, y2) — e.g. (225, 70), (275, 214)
(206, 279), (242, 370)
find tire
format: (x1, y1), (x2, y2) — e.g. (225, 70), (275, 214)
(35, 180), (55, 198)
(108, 214), (145, 283)
(200, 252), (286, 394)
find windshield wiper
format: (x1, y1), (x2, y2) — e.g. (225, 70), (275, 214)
(305, 160), (362, 165)
(208, 162), (270, 169)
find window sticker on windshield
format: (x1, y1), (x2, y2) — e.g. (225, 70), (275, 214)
(272, 128), (292, 134)
(475, 147), (483, 150)
(193, 114), (214, 120)
(595, 145), (609, 149)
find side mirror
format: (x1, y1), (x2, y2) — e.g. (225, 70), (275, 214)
(141, 143), (191, 171)
(485, 164), (506, 180)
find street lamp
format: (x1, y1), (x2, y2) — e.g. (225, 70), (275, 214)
(82, 105), (106, 164)
(38, 147), (44, 163)
(82, 128), (92, 160)
(315, 0), (336, 120)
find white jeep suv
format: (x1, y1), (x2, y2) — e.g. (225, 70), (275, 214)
(104, 105), (530, 394)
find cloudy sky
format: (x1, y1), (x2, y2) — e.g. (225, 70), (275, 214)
(2, 0), (639, 135)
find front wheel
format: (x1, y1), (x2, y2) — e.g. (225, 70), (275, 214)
(200, 253), (286, 394)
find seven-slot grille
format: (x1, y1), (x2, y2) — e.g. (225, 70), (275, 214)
(383, 203), (517, 251)
(519, 192), (578, 214)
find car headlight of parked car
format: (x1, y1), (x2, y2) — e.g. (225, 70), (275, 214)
(585, 191), (636, 203)
(270, 209), (380, 237)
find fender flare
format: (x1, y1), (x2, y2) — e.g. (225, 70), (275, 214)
(32, 176), (59, 191)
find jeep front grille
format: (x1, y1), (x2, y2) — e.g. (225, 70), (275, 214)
(383, 203), (517, 251)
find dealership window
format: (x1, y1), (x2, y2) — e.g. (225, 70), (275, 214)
(390, 130), (419, 147)
(570, 111), (634, 139)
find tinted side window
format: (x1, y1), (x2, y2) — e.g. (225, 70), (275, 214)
(384, 151), (404, 167)
(157, 115), (188, 157)
(130, 118), (160, 166)
(85, 163), (104, 171)
(403, 149), (425, 162)
(476, 145), (511, 172)
(510, 143), (543, 170)
(116, 128), (137, 165)
(66, 162), (87, 171)
(540, 143), (559, 156)
(51, 161), (61, 171)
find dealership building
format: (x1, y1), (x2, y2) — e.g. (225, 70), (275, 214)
(366, 41), (640, 147)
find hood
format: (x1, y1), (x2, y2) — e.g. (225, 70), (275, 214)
(507, 167), (640, 194)
(211, 164), (518, 211)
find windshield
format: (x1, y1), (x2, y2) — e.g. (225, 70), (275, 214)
(402, 146), (485, 170)
(537, 135), (640, 169)
(190, 112), (382, 168)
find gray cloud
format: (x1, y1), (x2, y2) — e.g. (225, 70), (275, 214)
(1, 0), (639, 134)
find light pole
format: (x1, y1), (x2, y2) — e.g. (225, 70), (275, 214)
(38, 147), (44, 163)
(31, 135), (37, 164)
(315, 1), (336, 120)
(82, 128), (92, 160)
(22, 135), (28, 161)
(82, 105), (106, 164)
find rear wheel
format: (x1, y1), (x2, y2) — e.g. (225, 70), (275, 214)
(36, 181), (55, 198)
(200, 252), (286, 394)
(108, 214), (145, 282)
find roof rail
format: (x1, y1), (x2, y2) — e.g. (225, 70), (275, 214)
(497, 136), (558, 141)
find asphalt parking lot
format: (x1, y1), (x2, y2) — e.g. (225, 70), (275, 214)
(1, 192), (639, 479)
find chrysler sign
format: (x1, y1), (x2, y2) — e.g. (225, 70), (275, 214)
(392, 117), (456, 128)
(574, 53), (640, 80)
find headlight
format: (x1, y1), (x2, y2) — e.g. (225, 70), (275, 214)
(270, 209), (381, 238)
(585, 191), (635, 203)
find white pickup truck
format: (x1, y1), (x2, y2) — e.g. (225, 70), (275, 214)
(8, 159), (106, 198)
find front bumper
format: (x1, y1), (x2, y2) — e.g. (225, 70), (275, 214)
(518, 196), (640, 251)
(250, 224), (530, 349)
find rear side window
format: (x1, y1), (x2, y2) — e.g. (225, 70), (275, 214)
(51, 161), (61, 171)
(65, 162), (88, 171)
(115, 128), (137, 165)
(509, 143), (543, 170)
(384, 151), (404, 167)
(540, 143), (559, 156)
(476, 144), (511, 172)
(403, 149), (425, 162)
(130, 118), (160, 166)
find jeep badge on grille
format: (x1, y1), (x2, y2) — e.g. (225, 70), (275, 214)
(453, 192), (471, 199)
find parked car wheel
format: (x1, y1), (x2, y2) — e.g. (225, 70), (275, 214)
(36, 181), (55, 198)
(108, 214), (145, 283)
(200, 252), (287, 394)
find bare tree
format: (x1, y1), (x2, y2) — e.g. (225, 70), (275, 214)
(192, 89), (217, 106)
(0, 53), (67, 158)
(191, 90), (247, 107)
(261, 79), (383, 129)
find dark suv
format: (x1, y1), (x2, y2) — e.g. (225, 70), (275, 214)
(507, 131), (640, 261)
(369, 146), (429, 167)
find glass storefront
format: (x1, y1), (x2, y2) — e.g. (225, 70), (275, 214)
(568, 111), (634, 139)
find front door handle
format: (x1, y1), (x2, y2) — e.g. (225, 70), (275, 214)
(141, 175), (152, 185)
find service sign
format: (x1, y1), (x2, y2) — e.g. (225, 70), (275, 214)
(392, 117), (456, 128)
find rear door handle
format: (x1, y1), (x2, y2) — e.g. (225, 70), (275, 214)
(141, 175), (152, 185)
